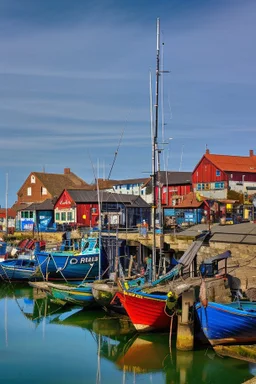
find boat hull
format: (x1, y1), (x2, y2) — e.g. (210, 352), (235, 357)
(92, 283), (118, 307)
(50, 284), (96, 307)
(0, 259), (38, 281)
(196, 301), (256, 346)
(115, 290), (171, 332)
(36, 252), (100, 281)
(91, 276), (145, 308)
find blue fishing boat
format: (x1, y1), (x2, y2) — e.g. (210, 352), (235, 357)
(35, 236), (108, 281)
(196, 300), (256, 346)
(47, 282), (96, 307)
(0, 258), (39, 281)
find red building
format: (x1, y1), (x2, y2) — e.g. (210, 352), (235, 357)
(54, 190), (99, 228)
(192, 149), (256, 200)
(154, 171), (192, 206)
(0, 208), (16, 233)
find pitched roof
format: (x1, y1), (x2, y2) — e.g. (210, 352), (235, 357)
(159, 171), (192, 185)
(145, 171), (192, 187)
(18, 171), (90, 198)
(21, 198), (56, 211)
(204, 152), (256, 173)
(11, 202), (31, 212)
(172, 192), (206, 208)
(92, 179), (119, 190)
(67, 189), (149, 207)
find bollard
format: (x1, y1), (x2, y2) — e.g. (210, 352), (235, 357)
(176, 289), (195, 351)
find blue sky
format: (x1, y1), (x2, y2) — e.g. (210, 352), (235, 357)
(0, 0), (256, 207)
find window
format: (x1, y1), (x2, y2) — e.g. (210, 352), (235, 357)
(27, 187), (32, 196)
(216, 170), (221, 177)
(41, 187), (47, 195)
(215, 182), (224, 189)
(55, 212), (60, 221)
(67, 212), (73, 221)
(61, 212), (66, 221)
(31, 175), (36, 183)
(230, 174), (233, 179)
(21, 211), (33, 219)
(202, 183), (205, 190)
(197, 184), (201, 191)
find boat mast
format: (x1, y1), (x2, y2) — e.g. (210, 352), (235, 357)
(5, 173), (8, 236)
(152, 18), (160, 281)
(96, 159), (102, 280)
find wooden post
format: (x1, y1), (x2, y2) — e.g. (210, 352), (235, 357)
(176, 289), (195, 351)
(128, 255), (134, 278)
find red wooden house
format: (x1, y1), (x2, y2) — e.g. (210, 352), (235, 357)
(192, 149), (256, 200)
(192, 149), (256, 221)
(153, 171), (192, 206)
(54, 190), (99, 228)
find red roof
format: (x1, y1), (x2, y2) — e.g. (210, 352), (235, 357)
(205, 153), (256, 173)
(170, 192), (206, 209)
(0, 208), (16, 218)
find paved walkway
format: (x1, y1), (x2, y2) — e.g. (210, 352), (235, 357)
(178, 222), (256, 244)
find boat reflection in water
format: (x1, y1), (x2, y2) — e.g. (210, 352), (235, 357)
(5, 283), (254, 384)
(106, 333), (170, 374)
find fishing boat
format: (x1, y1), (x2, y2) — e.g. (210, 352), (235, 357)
(47, 282), (97, 308)
(113, 234), (210, 332)
(113, 288), (172, 332)
(10, 239), (46, 259)
(35, 235), (108, 281)
(196, 300), (256, 346)
(91, 275), (145, 312)
(0, 258), (40, 281)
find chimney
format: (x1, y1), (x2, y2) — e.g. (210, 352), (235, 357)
(64, 168), (71, 174)
(206, 149), (210, 155)
(249, 149), (254, 157)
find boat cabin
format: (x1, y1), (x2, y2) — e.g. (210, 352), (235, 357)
(199, 250), (231, 278)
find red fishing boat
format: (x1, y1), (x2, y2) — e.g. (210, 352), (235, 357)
(114, 289), (171, 332)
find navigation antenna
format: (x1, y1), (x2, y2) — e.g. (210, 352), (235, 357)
(107, 129), (124, 180)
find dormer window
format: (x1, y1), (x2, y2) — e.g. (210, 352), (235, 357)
(31, 175), (36, 183)
(41, 187), (47, 195)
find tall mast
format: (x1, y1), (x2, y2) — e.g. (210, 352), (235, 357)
(152, 18), (160, 282)
(5, 173), (8, 236)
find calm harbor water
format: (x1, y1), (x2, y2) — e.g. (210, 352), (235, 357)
(0, 282), (255, 384)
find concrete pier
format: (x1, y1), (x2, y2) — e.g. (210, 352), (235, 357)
(214, 345), (256, 363)
(176, 290), (195, 351)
